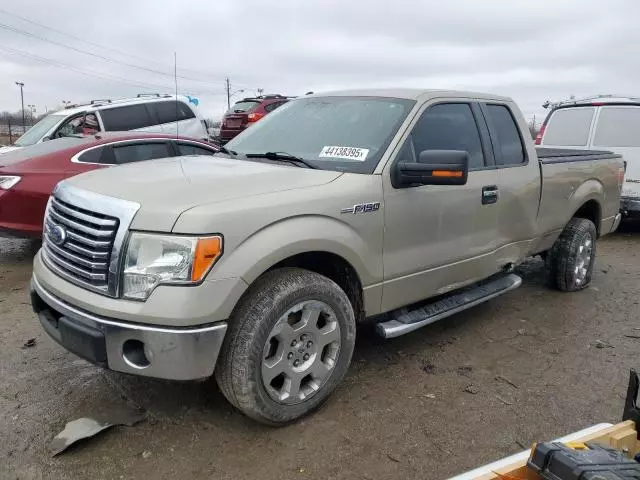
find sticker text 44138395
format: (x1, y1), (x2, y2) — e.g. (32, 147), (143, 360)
(319, 146), (369, 161)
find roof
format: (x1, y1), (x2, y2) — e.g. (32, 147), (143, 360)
(305, 88), (512, 102)
(50, 94), (195, 116)
(544, 94), (640, 109)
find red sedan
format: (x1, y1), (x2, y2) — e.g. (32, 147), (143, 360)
(0, 132), (219, 237)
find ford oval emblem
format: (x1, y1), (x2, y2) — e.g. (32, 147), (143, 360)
(48, 224), (67, 246)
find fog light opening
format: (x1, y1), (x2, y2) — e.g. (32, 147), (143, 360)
(122, 339), (150, 369)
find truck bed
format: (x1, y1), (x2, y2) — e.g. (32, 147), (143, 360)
(535, 147), (623, 245)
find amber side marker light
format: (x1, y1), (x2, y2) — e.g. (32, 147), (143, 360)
(191, 236), (223, 281)
(432, 170), (464, 178)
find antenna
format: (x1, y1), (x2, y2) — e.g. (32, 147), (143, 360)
(174, 51), (178, 139)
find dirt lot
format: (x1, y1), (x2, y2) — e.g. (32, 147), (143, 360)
(1, 224), (639, 480)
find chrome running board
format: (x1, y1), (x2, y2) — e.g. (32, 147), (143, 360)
(376, 274), (522, 339)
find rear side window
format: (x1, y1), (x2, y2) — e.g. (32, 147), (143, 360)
(228, 101), (259, 114)
(112, 142), (172, 164)
(153, 101), (196, 124)
(409, 103), (485, 169)
(100, 105), (153, 131)
(593, 107), (640, 147)
(543, 107), (595, 146)
(176, 142), (216, 156)
(77, 146), (111, 164)
(485, 104), (525, 165)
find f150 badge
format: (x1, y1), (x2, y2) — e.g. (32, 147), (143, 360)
(341, 202), (381, 214)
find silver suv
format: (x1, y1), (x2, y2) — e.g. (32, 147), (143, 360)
(0, 94), (209, 154)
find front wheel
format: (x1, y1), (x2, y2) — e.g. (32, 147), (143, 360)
(215, 268), (356, 425)
(546, 217), (597, 292)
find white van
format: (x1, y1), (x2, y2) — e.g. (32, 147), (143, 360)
(537, 95), (640, 217)
(0, 94), (209, 154)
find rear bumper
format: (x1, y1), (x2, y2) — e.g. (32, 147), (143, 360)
(621, 197), (640, 216)
(31, 274), (227, 380)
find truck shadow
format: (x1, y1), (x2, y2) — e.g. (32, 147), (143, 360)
(0, 237), (41, 264)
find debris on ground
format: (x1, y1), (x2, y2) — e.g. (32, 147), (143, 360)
(50, 404), (145, 456)
(495, 375), (519, 389)
(21, 338), (36, 349)
(142, 450), (152, 459)
(464, 385), (479, 394)
(624, 335), (640, 339)
(457, 366), (473, 377)
(422, 360), (436, 374)
(496, 396), (514, 406)
(594, 339), (614, 349)
(420, 393), (436, 399)
(386, 453), (401, 463)
(517, 328), (526, 335)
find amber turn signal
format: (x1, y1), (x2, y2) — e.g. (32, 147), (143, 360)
(191, 236), (223, 281)
(432, 170), (463, 178)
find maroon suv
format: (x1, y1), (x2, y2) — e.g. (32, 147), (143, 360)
(220, 94), (290, 143)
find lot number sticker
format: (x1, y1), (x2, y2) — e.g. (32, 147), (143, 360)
(319, 146), (369, 161)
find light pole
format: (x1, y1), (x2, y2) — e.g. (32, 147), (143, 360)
(15, 81), (25, 133)
(27, 104), (35, 125)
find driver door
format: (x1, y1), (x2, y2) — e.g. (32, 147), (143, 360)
(381, 101), (501, 312)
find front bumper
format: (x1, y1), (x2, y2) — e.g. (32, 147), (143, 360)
(621, 197), (640, 217)
(31, 274), (227, 380)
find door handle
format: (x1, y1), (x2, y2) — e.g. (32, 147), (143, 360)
(482, 185), (499, 205)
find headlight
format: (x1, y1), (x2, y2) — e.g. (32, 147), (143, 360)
(0, 176), (21, 190)
(122, 232), (223, 300)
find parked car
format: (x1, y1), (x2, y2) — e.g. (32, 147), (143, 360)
(537, 95), (640, 218)
(31, 89), (623, 425)
(219, 94), (291, 143)
(0, 132), (218, 237)
(0, 94), (209, 155)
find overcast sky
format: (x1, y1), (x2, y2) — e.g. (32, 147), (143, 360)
(0, 0), (638, 123)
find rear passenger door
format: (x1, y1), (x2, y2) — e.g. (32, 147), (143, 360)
(381, 101), (501, 312)
(480, 103), (541, 264)
(98, 104), (159, 133)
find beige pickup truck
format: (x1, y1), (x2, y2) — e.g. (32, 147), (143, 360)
(30, 89), (624, 425)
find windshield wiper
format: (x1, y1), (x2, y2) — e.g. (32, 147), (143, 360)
(245, 151), (317, 169)
(217, 145), (237, 156)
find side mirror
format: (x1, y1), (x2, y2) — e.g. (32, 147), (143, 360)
(41, 135), (50, 142)
(393, 150), (469, 188)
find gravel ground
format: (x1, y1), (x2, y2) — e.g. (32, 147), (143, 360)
(1, 223), (639, 480)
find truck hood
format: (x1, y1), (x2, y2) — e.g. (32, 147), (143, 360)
(64, 155), (342, 231)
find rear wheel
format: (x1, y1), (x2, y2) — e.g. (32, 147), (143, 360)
(546, 217), (597, 291)
(215, 268), (356, 425)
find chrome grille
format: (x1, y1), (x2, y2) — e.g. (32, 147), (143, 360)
(43, 197), (119, 290)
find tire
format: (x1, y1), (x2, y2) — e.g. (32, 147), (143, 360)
(546, 217), (597, 292)
(215, 267), (356, 426)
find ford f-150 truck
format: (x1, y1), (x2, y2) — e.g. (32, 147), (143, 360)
(30, 89), (624, 425)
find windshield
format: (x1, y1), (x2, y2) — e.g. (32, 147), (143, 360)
(14, 114), (65, 147)
(225, 96), (416, 173)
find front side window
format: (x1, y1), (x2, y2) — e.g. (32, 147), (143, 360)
(176, 142), (216, 156)
(112, 142), (172, 164)
(485, 104), (525, 165)
(402, 103), (485, 169)
(543, 107), (595, 146)
(100, 104), (153, 131)
(593, 107), (640, 147)
(225, 96), (415, 173)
